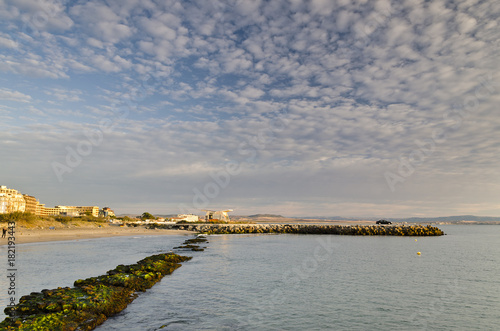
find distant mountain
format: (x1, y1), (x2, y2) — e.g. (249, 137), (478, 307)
(388, 215), (500, 223)
(297, 216), (361, 221)
(289, 215), (500, 223)
(118, 213), (500, 224)
(247, 214), (285, 218)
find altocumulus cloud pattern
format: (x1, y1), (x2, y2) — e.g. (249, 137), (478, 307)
(0, 0), (499, 217)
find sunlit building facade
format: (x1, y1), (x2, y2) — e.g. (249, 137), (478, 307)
(0, 185), (103, 218)
(23, 195), (39, 214)
(52, 206), (100, 217)
(0, 186), (26, 214)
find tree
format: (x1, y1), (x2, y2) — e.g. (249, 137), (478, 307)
(141, 212), (155, 220)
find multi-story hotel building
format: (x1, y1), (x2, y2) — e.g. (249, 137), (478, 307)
(23, 195), (39, 214)
(51, 206), (100, 217)
(0, 186), (26, 214)
(36, 205), (99, 217)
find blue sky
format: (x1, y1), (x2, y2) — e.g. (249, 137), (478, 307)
(1, 0), (499, 217)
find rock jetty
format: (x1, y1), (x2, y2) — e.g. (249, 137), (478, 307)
(1, 253), (192, 330)
(174, 236), (209, 251)
(152, 223), (444, 236)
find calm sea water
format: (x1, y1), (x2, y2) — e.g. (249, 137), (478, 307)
(1, 225), (499, 330)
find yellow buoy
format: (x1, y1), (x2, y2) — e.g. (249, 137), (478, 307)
(415, 239), (418, 242)
(417, 252), (421, 255)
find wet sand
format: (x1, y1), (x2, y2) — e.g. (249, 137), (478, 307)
(1, 225), (193, 245)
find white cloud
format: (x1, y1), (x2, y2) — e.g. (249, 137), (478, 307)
(44, 88), (83, 102)
(240, 86), (265, 99)
(138, 17), (176, 40)
(0, 35), (19, 49)
(308, 0), (337, 16)
(456, 12), (477, 34)
(86, 37), (105, 49)
(69, 1), (132, 43)
(95, 21), (133, 44)
(0, 88), (32, 103)
(91, 54), (122, 73)
(5, 0), (74, 32)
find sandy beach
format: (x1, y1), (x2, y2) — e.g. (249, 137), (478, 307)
(1, 225), (194, 246)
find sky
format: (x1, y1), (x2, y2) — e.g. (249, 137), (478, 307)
(1, 0), (499, 218)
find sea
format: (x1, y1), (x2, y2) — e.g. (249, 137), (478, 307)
(1, 225), (499, 330)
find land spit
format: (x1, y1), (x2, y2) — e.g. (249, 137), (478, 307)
(150, 223), (445, 236)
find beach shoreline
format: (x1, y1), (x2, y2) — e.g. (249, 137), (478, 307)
(1, 225), (193, 246)
(1, 220), (445, 246)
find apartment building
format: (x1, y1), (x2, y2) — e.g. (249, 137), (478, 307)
(23, 195), (39, 214)
(51, 206), (99, 217)
(0, 186), (26, 214)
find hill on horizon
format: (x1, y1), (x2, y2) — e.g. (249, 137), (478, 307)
(247, 214), (286, 218)
(115, 213), (500, 224)
(388, 215), (500, 223)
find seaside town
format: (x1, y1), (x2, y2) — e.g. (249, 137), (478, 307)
(0, 185), (234, 223)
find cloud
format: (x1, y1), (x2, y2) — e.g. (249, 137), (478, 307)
(308, 0), (337, 16)
(0, 0), (73, 33)
(91, 54), (123, 73)
(0, 50), (70, 79)
(240, 86), (265, 99)
(44, 88), (83, 102)
(69, 1), (133, 44)
(0, 35), (19, 49)
(0, 88), (32, 103)
(138, 17), (176, 40)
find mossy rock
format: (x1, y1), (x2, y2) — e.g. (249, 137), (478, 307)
(1, 253), (193, 330)
(184, 237), (208, 244)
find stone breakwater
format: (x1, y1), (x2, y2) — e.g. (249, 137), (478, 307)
(153, 223), (445, 236)
(0, 252), (194, 330)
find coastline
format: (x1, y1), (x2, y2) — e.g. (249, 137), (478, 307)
(1, 225), (193, 246)
(1, 220), (448, 246)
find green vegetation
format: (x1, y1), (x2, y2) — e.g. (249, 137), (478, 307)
(0, 212), (38, 224)
(173, 236), (208, 251)
(0, 212), (107, 229)
(1, 253), (192, 330)
(141, 212), (155, 220)
(120, 216), (136, 223)
(54, 215), (107, 223)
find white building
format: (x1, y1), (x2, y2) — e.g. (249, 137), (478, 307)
(173, 214), (199, 222)
(0, 186), (26, 214)
(203, 209), (233, 222)
(0, 195), (8, 214)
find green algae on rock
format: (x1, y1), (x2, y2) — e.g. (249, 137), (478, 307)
(1, 253), (192, 331)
